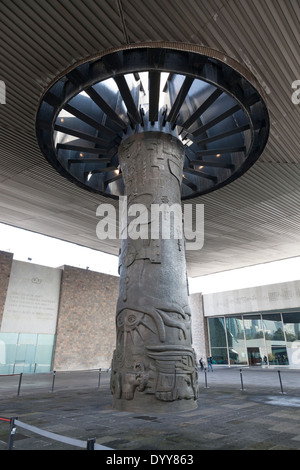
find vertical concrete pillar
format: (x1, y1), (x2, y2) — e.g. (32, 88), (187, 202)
(110, 132), (198, 412)
(0, 251), (13, 329)
(189, 292), (210, 362)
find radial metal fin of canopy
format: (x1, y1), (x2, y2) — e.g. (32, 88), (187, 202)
(36, 45), (269, 200)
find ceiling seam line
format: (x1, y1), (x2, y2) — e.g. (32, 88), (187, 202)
(116, 0), (129, 45)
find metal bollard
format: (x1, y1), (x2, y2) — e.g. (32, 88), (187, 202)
(204, 367), (209, 388)
(17, 373), (23, 396)
(278, 370), (286, 394)
(7, 417), (18, 450)
(87, 437), (95, 450)
(51, 370), (56, 392)
(98, 368), (101, 389)
(239, 369), (245, 391)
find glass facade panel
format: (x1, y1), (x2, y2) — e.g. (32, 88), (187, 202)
(208, 317), (227, 347)
(0, 333), (55, 374)
(283, 312), (300, 345)
(282, 312), (300, 367)
(226, 316), (247, 365)
(211, 347), (228, 365)
(0, 333), (18, 374)
(243, 315), (266, 365)
(35, 335), (55, 373)
(15, 334), (38, 374)
(208, 312), (300, 367)
(262, 314), (288, 365)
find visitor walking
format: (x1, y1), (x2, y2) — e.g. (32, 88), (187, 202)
(207, 356), (213, 371)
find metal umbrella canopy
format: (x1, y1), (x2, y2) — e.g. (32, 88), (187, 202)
(36, 44), (269, 412)
(36, 44), (269, 201)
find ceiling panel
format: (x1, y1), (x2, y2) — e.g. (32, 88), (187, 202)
(0, 0), (299, 277)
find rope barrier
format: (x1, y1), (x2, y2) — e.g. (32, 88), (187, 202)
(0, 368), (107, 396)
(0, 369), (112, 449)
(201, 367), (295, 395)
(1, 414), (113, 450)
(0, 416), (11, 422)
(13, 419), (113, 450)
(0, 374), (21, 377)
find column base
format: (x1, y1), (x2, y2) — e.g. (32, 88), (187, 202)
(112, 394), (198, 414)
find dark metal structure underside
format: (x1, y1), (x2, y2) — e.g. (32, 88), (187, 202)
(36, 46), (269, 200)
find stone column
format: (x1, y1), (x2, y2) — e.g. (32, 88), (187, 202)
(110, 131), (198, 412)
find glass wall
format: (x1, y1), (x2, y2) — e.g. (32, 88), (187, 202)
(262, 313), (288, 365)
(207, 311), (300, 367)
(208, 317), (228, 364)
(0, 333), (55, 374)
(226, 316), (247, 365)
(244, 315), (267, 366)
(282, 312), (300, 367)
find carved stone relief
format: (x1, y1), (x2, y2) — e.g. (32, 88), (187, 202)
(111, 132), (198, 412)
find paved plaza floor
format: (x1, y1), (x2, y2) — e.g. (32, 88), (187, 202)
(1, 367), (300, 451)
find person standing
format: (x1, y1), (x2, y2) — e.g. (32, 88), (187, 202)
(207, 356), (213, 371)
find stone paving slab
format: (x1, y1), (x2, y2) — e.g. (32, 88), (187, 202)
(0, 368), (300, 451)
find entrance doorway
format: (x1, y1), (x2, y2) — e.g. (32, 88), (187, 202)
(247, 347), (262, 366)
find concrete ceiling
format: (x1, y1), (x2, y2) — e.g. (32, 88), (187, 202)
(0, 0), (299, 278)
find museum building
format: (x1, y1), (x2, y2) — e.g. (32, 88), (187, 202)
(204, 284), (300, 368)
(1, 249), (300, 374)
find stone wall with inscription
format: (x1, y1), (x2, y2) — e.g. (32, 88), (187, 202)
(1, 260), (61, 334)
(203, 280), (300, 317)
(53, 265), (119, 371)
